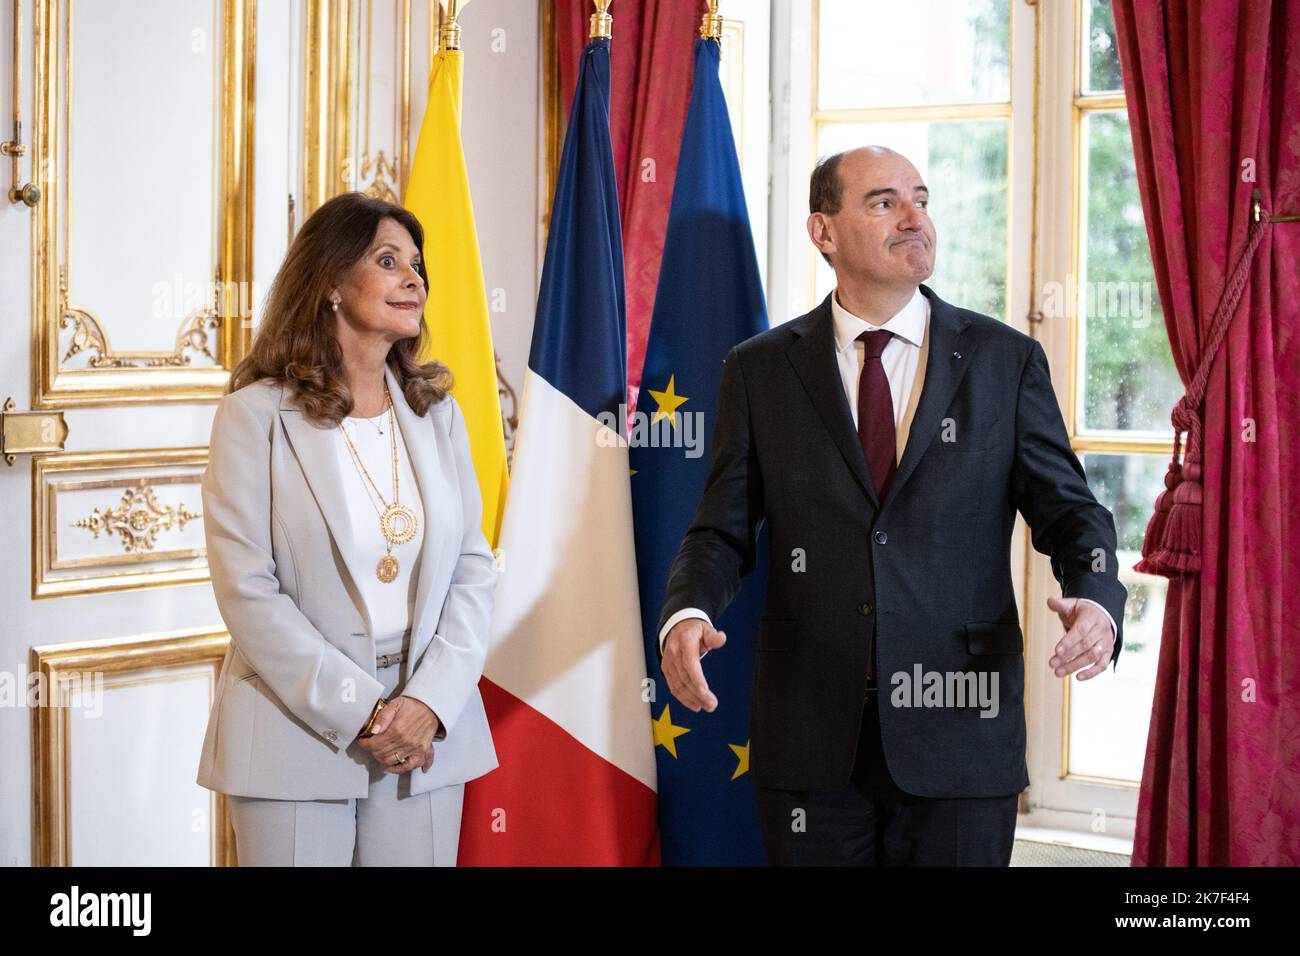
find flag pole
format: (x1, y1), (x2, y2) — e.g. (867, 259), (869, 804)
(590, 0), (612, 40)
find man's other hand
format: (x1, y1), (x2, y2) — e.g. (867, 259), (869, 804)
(662, 618), (728, 713)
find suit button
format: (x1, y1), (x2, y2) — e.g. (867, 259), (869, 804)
(858, 603), (874, 616)
(873, 531), (888, 545)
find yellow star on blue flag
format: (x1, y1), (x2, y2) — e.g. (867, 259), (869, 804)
(728, 741), (750, 780)
(646, 375), (689, 430)
(652, 703), (691, 758)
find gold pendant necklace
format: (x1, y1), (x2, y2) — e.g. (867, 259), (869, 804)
(380, 502), (418, 544)
(338, 379), (419, 582)
(376, 553), (399, 584)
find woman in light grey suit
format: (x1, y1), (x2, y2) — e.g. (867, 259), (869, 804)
(196, 192), (498, 866)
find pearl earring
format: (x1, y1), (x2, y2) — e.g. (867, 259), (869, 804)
(331, 299), (339, 312)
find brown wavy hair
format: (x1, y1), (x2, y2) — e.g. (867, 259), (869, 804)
(228, 191), (452, 425)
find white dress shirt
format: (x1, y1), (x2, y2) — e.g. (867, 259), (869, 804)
(832, 285), (928, 430)
(335, 408), (425, 655)
(659, 287), (1116, 653)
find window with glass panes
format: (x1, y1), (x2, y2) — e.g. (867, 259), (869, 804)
(1063, 0), (1178, 786)
(812, 0), (1013, 319)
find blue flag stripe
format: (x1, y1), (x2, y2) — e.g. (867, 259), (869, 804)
(528, 39), (627, 423)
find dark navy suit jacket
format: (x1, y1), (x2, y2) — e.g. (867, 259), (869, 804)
(657, 285), (1127, 797)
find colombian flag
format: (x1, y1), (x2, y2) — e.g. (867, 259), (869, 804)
(404, 46), (509, 547)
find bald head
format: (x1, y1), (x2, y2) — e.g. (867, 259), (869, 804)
(806, 144), (935, 288)
(810, 146), (912, 217)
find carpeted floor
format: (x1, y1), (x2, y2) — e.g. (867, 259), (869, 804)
(1010, 839), (1131, 866)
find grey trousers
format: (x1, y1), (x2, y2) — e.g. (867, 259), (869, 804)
(229, 653), (464, 867)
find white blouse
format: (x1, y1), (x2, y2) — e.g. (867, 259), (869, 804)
(333, 407), (426, 654)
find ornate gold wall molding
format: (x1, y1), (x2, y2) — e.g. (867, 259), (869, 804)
(59, 295), (220, 370)
(66, 482), (202, 558)
(33, 447), (209, 598)
(496, 352), (519, 456)
(30, 0), (256, 407)
(30, 628), (235, 866)
(355, 0), (413, 202)
(361, 150), (401, 203)
(302, 0), (413, 211)
(303, 0), (355, 215)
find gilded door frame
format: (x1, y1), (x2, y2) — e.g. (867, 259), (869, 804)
(29, 0), (257, 408)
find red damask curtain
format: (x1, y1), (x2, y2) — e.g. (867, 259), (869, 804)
(1113, 0), (1300, 865)
(556, 1), (699, 412)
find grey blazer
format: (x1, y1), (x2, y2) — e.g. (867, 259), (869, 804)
(196, 362), (499, 800)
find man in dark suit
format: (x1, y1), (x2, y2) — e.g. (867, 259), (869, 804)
(656, 146), (1127, 866)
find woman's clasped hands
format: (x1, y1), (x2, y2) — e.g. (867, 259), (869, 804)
(356, 696), (440, 774)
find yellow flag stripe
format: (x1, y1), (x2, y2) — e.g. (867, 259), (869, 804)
(404, 49), (509, 547)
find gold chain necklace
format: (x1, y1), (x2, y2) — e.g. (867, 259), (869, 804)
(338, 380), (418, 583)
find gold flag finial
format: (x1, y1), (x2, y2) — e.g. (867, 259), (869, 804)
(700, 0), (723, 40)
(439, 0), (471, 51)
(590, 0), (612, 40)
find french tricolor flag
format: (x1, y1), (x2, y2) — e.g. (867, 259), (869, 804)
(456, 36), (659, 866)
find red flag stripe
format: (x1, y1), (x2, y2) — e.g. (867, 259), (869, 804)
(458, 679), (660, 866)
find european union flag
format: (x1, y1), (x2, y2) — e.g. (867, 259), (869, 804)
(631, 37), (769, 866)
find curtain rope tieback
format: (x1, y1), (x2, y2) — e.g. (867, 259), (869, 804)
(1136, 192), (1272, 578)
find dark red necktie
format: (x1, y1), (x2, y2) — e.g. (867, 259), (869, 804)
(856, 330), (896, 502)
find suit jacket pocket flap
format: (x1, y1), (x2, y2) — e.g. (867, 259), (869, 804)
(965, 620), (1022, 655)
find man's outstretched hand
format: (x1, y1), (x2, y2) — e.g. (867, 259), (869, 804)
(662, 618), (728, 713)
(1046, 595), (1114, 681)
